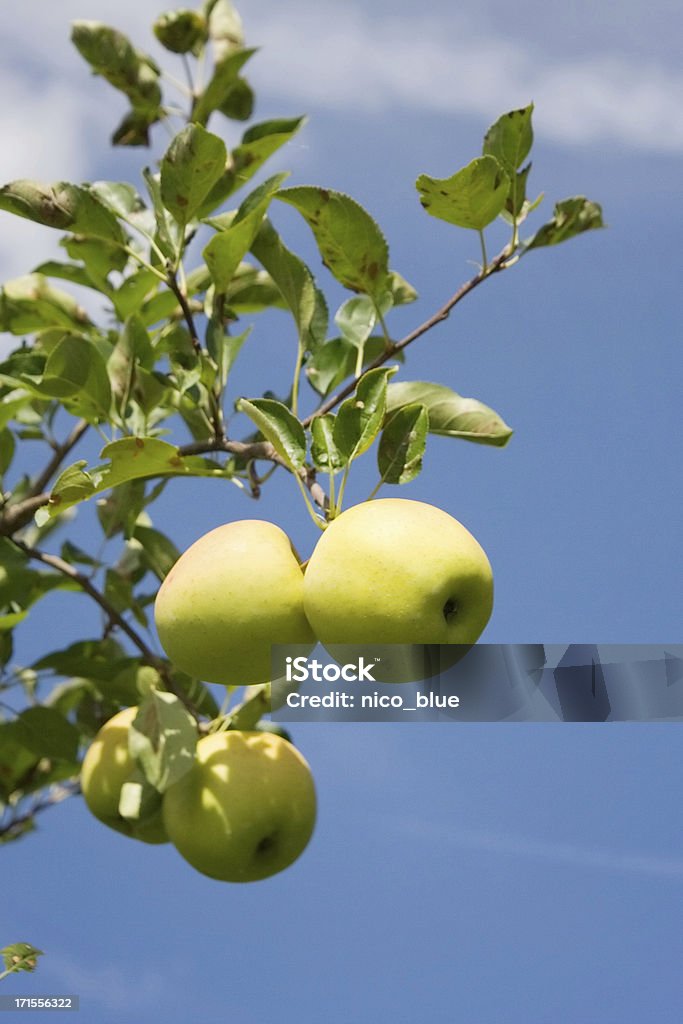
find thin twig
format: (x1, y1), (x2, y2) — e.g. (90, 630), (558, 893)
(179, 437), (328, 510)
(31, 419), (89, 496)
(303, 249), (511, 427)
(0, 779), (80, 843)
(167, 269), (201, 353)
(0, 419), (89, 537)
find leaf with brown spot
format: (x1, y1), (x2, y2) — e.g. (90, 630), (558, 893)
(276, 186), (391, 301)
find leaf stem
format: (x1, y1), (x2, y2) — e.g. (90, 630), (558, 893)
(290, 339), (305, 418)
(123, 246), (168, 284)
(293, 472), (326, 531)
(478, 229), (488, 272)
(334, 463), (352, 517)
(365, 477), (384, 502)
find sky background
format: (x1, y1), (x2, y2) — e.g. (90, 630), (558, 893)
(2, 1), (682, 1021)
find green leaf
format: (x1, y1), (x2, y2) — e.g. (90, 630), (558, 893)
(304, 338), (353, 397)
(483, 104), (534, 173)
(0, 610), (27, 631)
(388, 270), (418, 306)
(218, 77), (254, 121)
(0, 394), (29, 431)
(192, 47), (256, 126)
(118, 770), (163, 823)
(160, 124), (227, 226)
(111, 109), (155, 147)
(196, 116), (306, 217)
(251, 217), (328, 353)
(335, 295), (377, 350)
(0, 427), (15, 476)
(236, 397), (307, 471)
(129, 690), (197, 792)
(311, 414), (346, 472)
(205, 0), (244, 57)
(153, 10), (207, 54)
(482, 106), (537, 225)
(31, 260), (104, 293)
(34, 335), (112, 424)
(37, 438), (236, 523)
(166, 668), (220, 718)
(523, 197), (605, 251)
(226, 685), (272, 731)
(141, 263), (212, 325)
(305, 335), (402, 398)
(112, 269), (161, 321)
(0, 723), (39, 801)
(224, 268), (286, 313)
(0, 180), (127, 243)
(333, 366), (397, 460)
(61, 235), (127, 286)
(132, 524), (181, 581)
(14, 706), (80, 762)
(0, 275), (91, 336)
(276, 186), (391, 300)
(71, 21), (162, 116)
(386, 381), (513, 447)
(33, 637), (127, 681)
(0, 944), (44, 974)
(416, 156), (510, 231)
(502, 163), (533, 222)
(90, 180), (147, 219)
(203, 173), (288, 291)
(142, 168), (181, 261)
(206, 323), (251, 389)
(378, 403), (429, 485)
(60, 539), (101, 568)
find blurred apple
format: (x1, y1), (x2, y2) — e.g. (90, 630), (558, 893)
(80, 707), (168, 844)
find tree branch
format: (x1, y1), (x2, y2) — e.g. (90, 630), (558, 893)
(0, 780), (80, 844)
(1, 257), (508, 536)
(31, 419), (89, 497)
(9, 539), (202, 718)
(303, 249), (511, 427)
(166, 269), (201, 354)
(178, 437), (328, 511)
(0, 419), (89, 537)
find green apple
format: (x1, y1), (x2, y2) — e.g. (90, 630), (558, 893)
(80, 707), (168, 844)
(303, 498), (494, 682)
(162, 730), (316, 882)
(154, 520), (316, 687)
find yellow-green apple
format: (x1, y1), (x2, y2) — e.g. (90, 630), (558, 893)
(154, 520), (315, 686)
(80, 707), (168, 844)
(303, 498), (493, 682)
(162, 730), (316, 882)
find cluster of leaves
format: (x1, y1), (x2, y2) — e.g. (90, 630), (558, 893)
(0, 1), (603, 845)
(0, 943), (43, 982)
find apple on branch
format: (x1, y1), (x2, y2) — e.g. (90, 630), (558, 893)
(303, 498), (494, 683)
(154, 520), (315, 687)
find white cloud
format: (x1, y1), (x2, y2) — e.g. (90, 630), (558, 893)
(1, 0), (679, 284)
(388, 816), (683, 879)
(244, 3), (683, 152)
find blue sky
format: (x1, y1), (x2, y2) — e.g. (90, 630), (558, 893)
(2, 1), (682, 1021)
